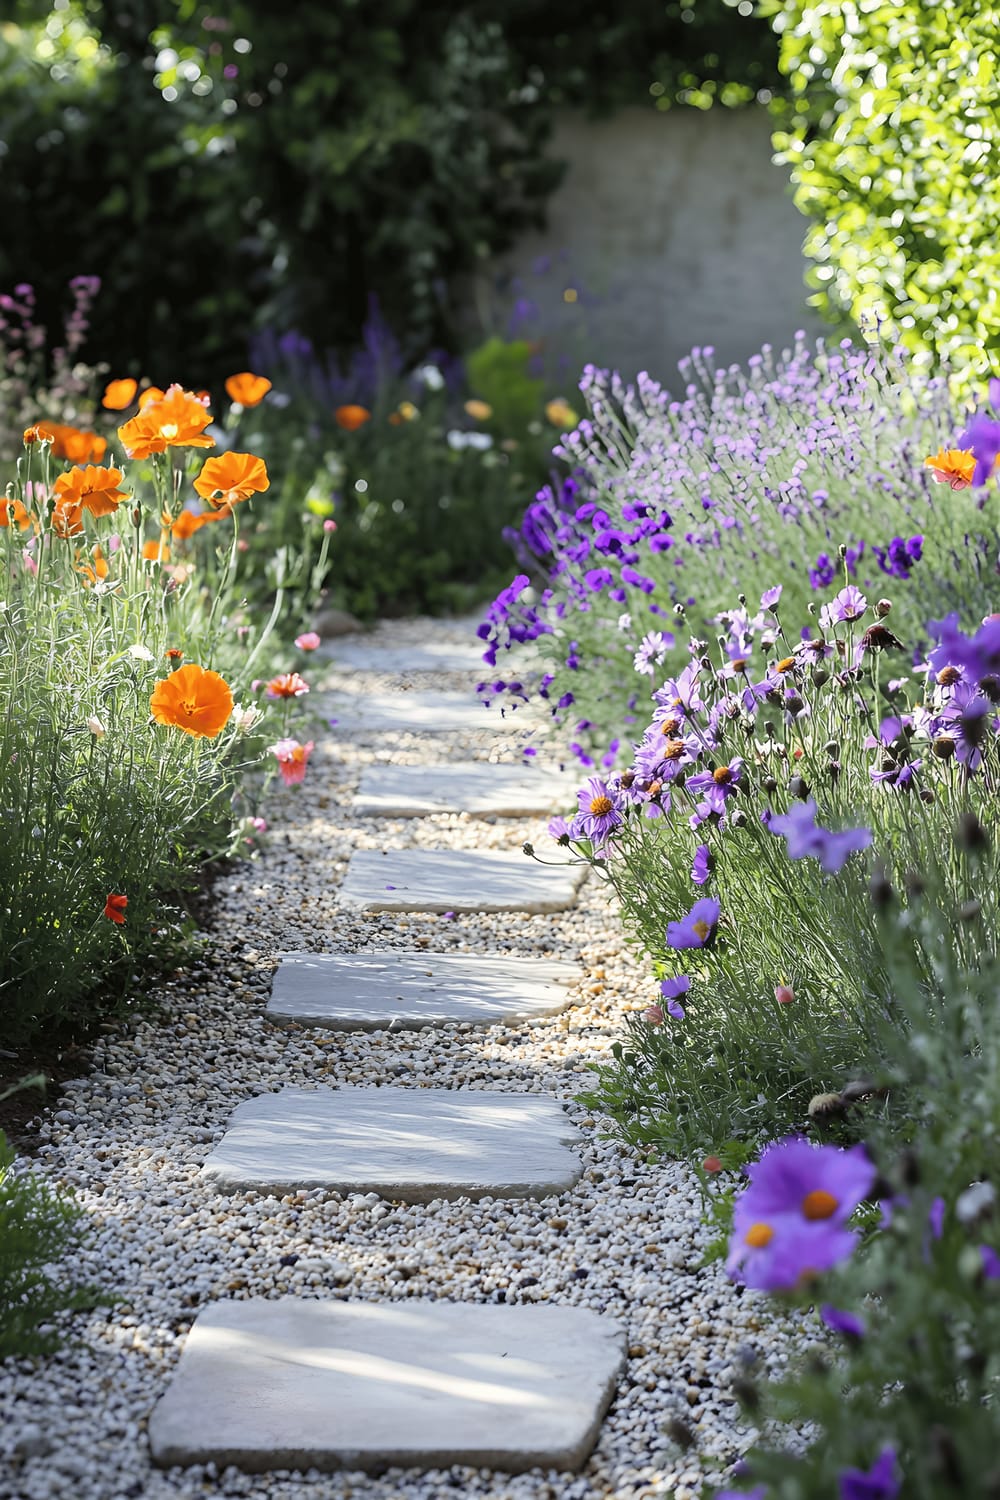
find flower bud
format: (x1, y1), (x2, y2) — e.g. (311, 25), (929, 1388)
(788, 775), (810, 800)
(869, 867), (894, 908)
(811, 667), (830, 688)
(643, 1005), (664, 1025)
(774, 984), (794, 1005)
(521, 841), (534, 858)
(808, 1092), (845, 1120)
(875, 598), (893, 617)
(702, 1155), (723, 1173)
(959, 899), (982, 922)
(919, 787), (935, 804)
(86, 715), (106, 738)
(931, 735), (956, 760)
(956, 811), (990, 853)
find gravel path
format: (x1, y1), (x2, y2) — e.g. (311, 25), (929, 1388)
(1, 615), (808, 1500)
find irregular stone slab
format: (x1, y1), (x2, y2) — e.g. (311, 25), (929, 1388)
(325, 639), (487, 675)
(200, 1086), (582, 1200)
(267, 952), (582, 1030)
(337, 848), (586, 914)
(353, 762), (574, 818)
(326, 690), (489, 734)
(148, 1299), (625, 1474)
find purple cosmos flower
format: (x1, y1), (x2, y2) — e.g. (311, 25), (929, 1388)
(958, 410), (1000, 487)
(666, 896), (720, 949)
(728, 1138), (876, 1291)
(691, 843), (713, 885)
(928, 612), (1000, 690)
(572, 776), (622, 845)
(686, 758), (743, 814)
(760, 585), (782, 611)
(769, 799), (872, 873)
(870, 758), (921, 790)
(821, 1304), (866, 1339)
(838, 1446), (900, 1500)
(819, 585), (868, 630)
(660, 974), (691, 1019)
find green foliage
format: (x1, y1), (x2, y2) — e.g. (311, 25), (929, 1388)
(0, 1125), (105, 1358)
(0, 2), (780, 384)
(765, 0), (1000, 387)
(465, 338), (546, 437)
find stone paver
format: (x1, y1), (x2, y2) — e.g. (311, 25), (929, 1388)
(200, 1086), (583, 1199)
(352, 762), (574, 818)
(324, 639), (487, 674)
(326, 690), (491, 734)
(148, 1299), (626, 1474)
(337, 848), (586, 914)
(267, 952), (582, 1030)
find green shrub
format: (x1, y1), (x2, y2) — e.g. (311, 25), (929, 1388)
(765, 0), (1000, 387)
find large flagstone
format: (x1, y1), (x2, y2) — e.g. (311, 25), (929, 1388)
(267, 952), (581, 1030)
(352, 761), (573, 818)
(324, 638), (487, 675)
(148, 1299), (625, 1474)
(337, 848), (586, 914)
(326, 690), (490, 734)
(200, 1086), (583, 1199)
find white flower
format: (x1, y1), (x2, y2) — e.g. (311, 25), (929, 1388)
(128, 644), (154, 661)
(415, 364), (445, 391)
(230, 703), (264, 734)
(446, 429), (469, 451)
(617, 613), (632, 632)
(465, 431), (493, 451)
(957, 1181), (995, 1224)
(86, 715), (106, 738)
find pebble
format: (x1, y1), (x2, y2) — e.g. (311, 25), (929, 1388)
(0, 614), (812, 1500)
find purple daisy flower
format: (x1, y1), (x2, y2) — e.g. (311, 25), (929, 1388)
(572, 776), (622, 845)
(686, 758), (743, 814)
(660, 974), (690, 1019)
(548, 815), (572, 844)
(980, 1245), (1000, 1279)
(838, 1446), (900, 1500)
(928, 612), (1000, 690)
(666, 896), (720, 950)
(691, 843), (713, 885)
(760, 585), (782, 611)
(819, 585), (868, 630)
(769, 799), (872, 874)
(714, 1488), (768, 1500)
(821, 1304), (866, 1339)
(958, 410), (1000, 487)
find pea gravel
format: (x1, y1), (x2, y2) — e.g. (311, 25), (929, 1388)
(0, 614), (810, 1500)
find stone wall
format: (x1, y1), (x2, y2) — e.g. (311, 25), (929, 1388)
(492, 105), (821, 389)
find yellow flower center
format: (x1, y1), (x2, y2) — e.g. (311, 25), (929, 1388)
(745, 1222), (773, 1248)
(160, 422), (179, 440)
(692, 919), (711, 942)
(802, 1189), (839, 1221)
(590, 795), (614, 817)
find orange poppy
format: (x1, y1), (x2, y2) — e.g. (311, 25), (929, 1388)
(0, 497), (32, 530)
(50, 496), (86, 538)
(142, 539), (171, 563)
(150, 662), (234, 739)
(138, 386), (166, 408)
(23, 425), (45, 445)
(266, 671), (309, 699)
(192, 452), (269, 508)
(103, 893), (128, 924)
(53, 465), (130, 519)
(171, 506), (224, 540)
(334, 404), (371, 431)
(76, 544), (110, 587)
(924, 447), (976, 490)
(118, 384), (214, 460)
(165, 647), (184, 660)
(225, 372), (272, 407)
(102, 378), (139, 411)
(36, 423), (108, 463)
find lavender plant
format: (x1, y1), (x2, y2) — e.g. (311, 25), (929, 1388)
(479, 337), (995, 766)
(558, 579), (1000, 1155)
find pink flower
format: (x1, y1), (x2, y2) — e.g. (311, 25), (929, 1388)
(323, 519), (338, 533)
(774, 984), (795, 1005)
(642, 1004), (664, 1025)
(266, 671), (310, 699)
(295, 632), (321, 651)
(250, 817), (268, 832)
(270, 737), (315, 785)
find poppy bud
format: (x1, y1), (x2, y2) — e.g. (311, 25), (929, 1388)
(788, 775), (810, 799)
(808, 1092), (845, 1120)
(132, 507), (142, 527)
(824, 739), (839, 756)
(811, 668), (829, 688)
(959, 899), (982, 922)
(870, 867), (894, 908)
(919, 787), (935, 803)
(522, 841), (534, 858)
(931, 735), (956, 760)
(774, 984), (794, 1005)
(737, 593), (746, 606)
(838, 543), (848, 560)
(702, 1155), (723, 1173)
(980, 673), (1000, 703)
(673, 603), (686, 617)
(763, 776), (777, 794)
(956, 811), (989, 853)
(643, 1005), (664, 1025)
(875, 598), (893, 617)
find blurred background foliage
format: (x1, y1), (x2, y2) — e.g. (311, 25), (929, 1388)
(0, 0), (779, 386)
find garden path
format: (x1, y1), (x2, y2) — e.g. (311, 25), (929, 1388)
(2, 614), (809, 1500)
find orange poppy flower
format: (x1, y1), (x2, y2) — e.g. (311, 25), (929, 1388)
(103, 893), (128, 924)
(150, 662), (234, 739)
(142, 539), (171, 563)
(50, 496), (86, 538)
(37, 424), (108, 463)
(102, 378), (139, 411)
(171, 506), (223, 540)
(225, 372), (272, 407)
(0, 497), (32, 530)
(924, 447), (976, 490)
(118, 385), (214, 460)
(192, 452), (269, 508)
(266, 671), (310, 699)
(165, 647), (184, 660)
(23, 424), (45, 445)
(76, 544), (110, 587)
(138, 386), (166, 408)
(53, 465), (130, 519)
(334, 404), (371, 431)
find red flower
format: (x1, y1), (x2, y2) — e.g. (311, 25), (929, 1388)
(104, 893), (128, 924)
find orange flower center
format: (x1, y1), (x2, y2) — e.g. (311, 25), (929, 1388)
(590, 795), (614, 816)
(776, 656), (796, 673)
(802, 1189), (839, 1221)
(713, 765), (733, 784)
(660, 718), (680, 736)
(745, 1222), (773, 1248)
(692, 919), (711, 942)
(663, 738), (686, 760)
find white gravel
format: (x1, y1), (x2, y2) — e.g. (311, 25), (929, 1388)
(0, 614), (810, 1500)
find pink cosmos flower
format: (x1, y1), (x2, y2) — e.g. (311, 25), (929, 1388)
(295, 632), (321, 651)
(266, 671), (310, 699)
(270, 737), (315, 785)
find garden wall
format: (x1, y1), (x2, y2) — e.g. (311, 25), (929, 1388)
(499, 105), (821, 385)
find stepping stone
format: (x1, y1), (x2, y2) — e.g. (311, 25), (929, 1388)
(267, 952), (582, 1030)
(325, 639), (487, 675)
(327, 690), (490, 734)
(337, 848), (586, 914)
(200, 1086), (582, 1199)
(148, 1299), (626, 1474)
(353, 762), (573, 818)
